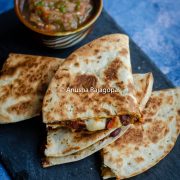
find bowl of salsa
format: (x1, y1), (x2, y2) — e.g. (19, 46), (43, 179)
(15, 0), (103, 49)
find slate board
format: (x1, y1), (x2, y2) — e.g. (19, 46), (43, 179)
(0, 9), (179, 180)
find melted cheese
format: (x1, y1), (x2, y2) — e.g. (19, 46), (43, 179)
(85, 117), (122, 131)
(85, 118), (107, 131)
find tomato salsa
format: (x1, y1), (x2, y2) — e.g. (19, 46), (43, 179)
(23, 0), (94, 33)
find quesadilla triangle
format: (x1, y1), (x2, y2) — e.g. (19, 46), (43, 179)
(43, 73), (153, 167)
(43, 34), (142, 131)
(0, 53), (63, 124)
(43, 126), (129, 168)
(101, 88), (180, 180)
(47, 72), (153, 130)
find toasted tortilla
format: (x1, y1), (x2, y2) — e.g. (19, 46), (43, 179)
(47, 73), (153, 130)
(45, 127), (122, 157)
(101, 88), (180, 179)
(45, 73), (153, 157)
(133, 73), (153, 111)
(43, 126), (129, 167)
(0, 53), (63, 124)
(43, 73), (153, 167)
(43, 34), (142, 131)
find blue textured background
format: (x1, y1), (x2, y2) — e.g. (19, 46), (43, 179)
(0, 0), (180, 86)
(104, 0), (180, 87)
(0, 0), (180, 179)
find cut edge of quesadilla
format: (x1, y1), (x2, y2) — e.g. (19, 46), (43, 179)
(46, 73), (153, 132)
(42, 126), (129, 167)
(43, 34), (142, 131)
(101, 138), (179, 180)
(101, 167), (116, 179)
(133, 73), (153, 111)
(44, 127), (121, 157)
(42, 73), (154, 165)
(101, 88), (180, 179)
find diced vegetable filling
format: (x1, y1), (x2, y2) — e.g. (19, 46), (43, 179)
(24, 0), (93, 32)
(48, 115), (138, 132)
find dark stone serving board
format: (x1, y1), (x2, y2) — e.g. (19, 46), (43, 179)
(0, 9), (179, 180)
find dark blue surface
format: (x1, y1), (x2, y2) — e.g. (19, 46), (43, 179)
(0, 3), (13, 177)
(0, 1), (179, 180)
(0, 165), (10, 180)
(0, 1), (13, 14)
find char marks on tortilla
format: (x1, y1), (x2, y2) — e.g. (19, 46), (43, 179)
(101, 88), (180, 179)
(43, 73), (153, 167)
(43, 34), (141, 130)
(0, 53), (63, 123)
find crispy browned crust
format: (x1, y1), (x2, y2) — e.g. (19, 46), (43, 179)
(101, 88), (180, 179)
(42, 73), (153, 168)
(43, 34), (141, 124)
(0, 53), (63, 123)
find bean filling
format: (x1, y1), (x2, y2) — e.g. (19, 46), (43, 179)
(110, 128), (121, 137)
(50, 115), (135, 131)
(120, 115), (131, 126)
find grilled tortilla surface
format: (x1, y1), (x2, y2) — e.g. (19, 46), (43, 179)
(0, 53), (63, 124)
(101, 88), (180, 179)
(43, 73), (153, 167)
(43, 34), (142, 131)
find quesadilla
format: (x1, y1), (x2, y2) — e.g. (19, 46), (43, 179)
(43, 126), (129, 167)
(43, 73), (153, 167)
(43, 34), (142, 132)
(0, 53), (63, 124)
(101, 88), (180, 179)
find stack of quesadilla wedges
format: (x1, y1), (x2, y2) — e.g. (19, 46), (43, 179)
(43, 72), (153, 167)
(0, 53), (63, 124)
(42, 34), (179, 179)
(42, 34), (154, 167)
(43, 34), (142, 132)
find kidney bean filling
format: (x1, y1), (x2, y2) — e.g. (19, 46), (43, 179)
(49, 114), (138, 133)
(109, 128), (121, 137)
